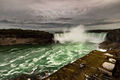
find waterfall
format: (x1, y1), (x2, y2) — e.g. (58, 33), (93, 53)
(54, 25), (87, 43)
(54, 25), (107, 43)
(86, 32), (107, 43)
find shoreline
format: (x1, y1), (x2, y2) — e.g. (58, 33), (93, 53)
(0, 29), (54, 46)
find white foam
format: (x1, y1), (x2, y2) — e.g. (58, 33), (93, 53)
(19, 64), (25, 67)
(54, 25), (106, 43)
(55, 25), (87, 43)
(10, 64), (16, 68)
(33, 58), (38, 62)
(28, 63), (34, 67)
(98, 49), (107, 52)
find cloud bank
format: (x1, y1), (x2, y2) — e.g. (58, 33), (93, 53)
(0, 0), (120, 23)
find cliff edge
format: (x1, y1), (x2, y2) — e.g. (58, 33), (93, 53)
(100, 29), (120, 49)
(0, 29), (54, 45)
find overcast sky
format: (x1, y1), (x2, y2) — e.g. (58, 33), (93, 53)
(0, 0), (120, 23)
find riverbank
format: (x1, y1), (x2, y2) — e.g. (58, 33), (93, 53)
(0, 29), (54, 45)
(99, 29), (120, 49)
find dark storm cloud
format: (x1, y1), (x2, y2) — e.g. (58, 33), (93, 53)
(0, 0), (120, 22)
(82, 2), (120, 19)
(0, 0), (33, 19)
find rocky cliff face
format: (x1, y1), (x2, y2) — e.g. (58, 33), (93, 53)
(99, 29), (120, 49)
(106, 29), (120, 42)
(0, 29), (54, 45)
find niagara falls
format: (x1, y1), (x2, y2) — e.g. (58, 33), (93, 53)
(0, 0), (120, 80)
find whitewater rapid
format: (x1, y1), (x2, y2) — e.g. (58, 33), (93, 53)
(0, 43), (98, 80)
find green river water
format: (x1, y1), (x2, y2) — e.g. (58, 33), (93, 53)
(0, 32), (106, 80)
(0, 42), (98, 80)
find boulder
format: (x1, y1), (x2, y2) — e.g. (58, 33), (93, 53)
(109, 58), (116, 64)
(104, 53), (113, 57)
(102, 62), (115, 71)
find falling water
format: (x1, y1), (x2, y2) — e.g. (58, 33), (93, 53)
(54, 25), (107, 43)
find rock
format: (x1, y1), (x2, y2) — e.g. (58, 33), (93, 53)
(98, 49), (107, 52)
(99, 29), (120, 49)
(98, 67), (112, 76)
(106, 29), (120, 42)
(102, 62), (115, 71)
(112, 53), (120, 79)
(27, 78), (31, 80)
(109, 58), (116, 64)
(80, 63), (86, 69)
(0, 29), (54, 45)
(104, 53), (113, 57)
(99, 41), (120, 49)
